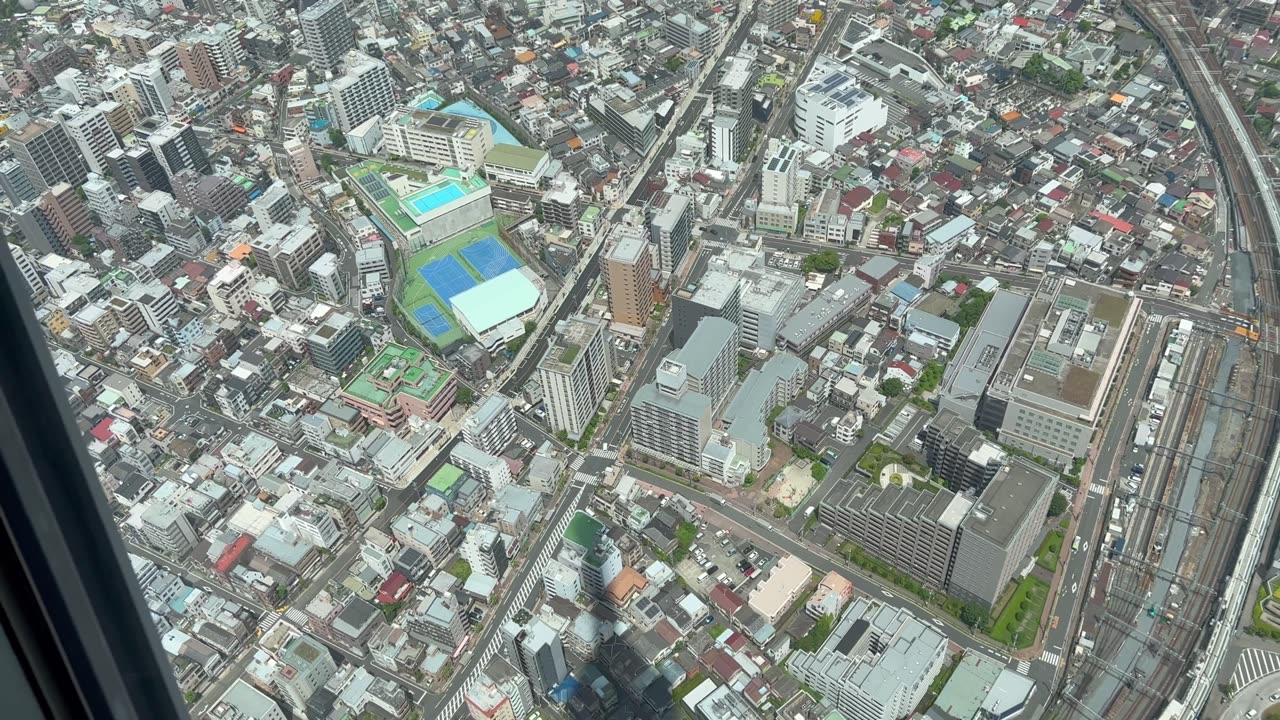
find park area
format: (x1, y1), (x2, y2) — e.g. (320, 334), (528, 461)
(397, 221), (521, 348)
(856, 442), (932, 485)
(990, 576), (1049, 649)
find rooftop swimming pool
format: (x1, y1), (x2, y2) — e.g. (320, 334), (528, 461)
(406, 183), (465, 214)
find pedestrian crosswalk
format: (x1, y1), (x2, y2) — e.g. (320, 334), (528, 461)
(1232, 647), (1280, 693)
(592, 448), (619, 460)
(257, 610), (281, 635)
(1015, 660), (1031, 675)
(1040, 649), (1063, 666)
(1089, 483), (1107, 495)
(575, 471), (598, 485)
(569, 454), (585, 471)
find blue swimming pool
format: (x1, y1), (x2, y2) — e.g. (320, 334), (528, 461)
(407, 184), (465, 214)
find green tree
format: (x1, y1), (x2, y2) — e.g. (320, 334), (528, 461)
(524, 319), (538, 334)
(801, 250), (842, 273)
(183, 691), (198, 705)
(811, 463), (828, 481)
(1048, 493), (1069, 517)
(959, 602), (988, 630)
(457, 386), (475, 405)
(275, 585), (287, 602)
(1078, 19), (1093, 32)
(327, 127), (347, 148)
(936, 17), (955, 40)
(880, 378), (904, 397)
(373, 496), (387, 511)
(448, 559), (472, 582)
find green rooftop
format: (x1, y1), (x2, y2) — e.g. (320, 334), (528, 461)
(342, 343), (453, 409)
(564, 510), (604, 550)
(428, 463), (465, 493)
(579, 206), (601, 224)
(485, 143), (548, 172)
(560, 344), (580, 365)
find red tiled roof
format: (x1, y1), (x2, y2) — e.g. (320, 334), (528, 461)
(377, 571), (412, 605)
(90, 417), (115, 443)
(215, 534), (253, 574)
(709, 583), (744, 614)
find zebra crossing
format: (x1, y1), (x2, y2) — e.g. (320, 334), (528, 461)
(1040, 649), (1063, 666)
(436, 485), (585, 720)
(591, 448), (618, 460)
(569, 455), (585, 471)
(256, 610), (281, 635)
(1016, 659), (1032, 675)
(574, 471), (598, 485)
(1089, 482), (1107, 495)
(1231, 646), (1280, 692)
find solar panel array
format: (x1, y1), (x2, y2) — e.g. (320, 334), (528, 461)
(358, 172), (393, 202)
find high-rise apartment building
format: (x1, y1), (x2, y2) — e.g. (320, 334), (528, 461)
(537, 315), (613, 441)
(789, 598), (947, 720)
(146, 120), (212, 177)
(461, 394), (518, 455)
(604, 225), (654, 327)
(7, 118), (88, 191)
(105, 144), (172, 193)
(176, 38), (219, 90)
(450, 441), (513, 494)
(502, 617), (568, 695)
(300, 0), (355, 71)
(273, 635), (338, 712)
(60, 106), (121, 176)
(461, 523), (508, 579)
(207, 261), (253, 317)
(382, 108), (494, 170)
(9, 244), (48, 302)
(329, 55), (396, 132)
(588, 85), (656, 152)
(283, 138), (321, 182)
(757, 0), (795, 31)
(249, 222), (326, 290)
(738, 266), (804, 351)
(922, 409), (1005, 495)
(0, 158), (37, 203)
(308, 252), (344, 301)
(631, 358), (714, 470)
(465, 658), (534, 720)
(756, 142), (802, 233)
(306, 312), (366, 375)
(140, 503), (197, 559)
(128, 61), (174, 117)
(648, 190), (693, 281)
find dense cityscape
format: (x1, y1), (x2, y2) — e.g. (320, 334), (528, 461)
(4, 0), (1280, 718)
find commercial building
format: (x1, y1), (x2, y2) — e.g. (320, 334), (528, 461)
(483, 144), (551, 189)
(340, 343), (458, 428)
(461, 394), (518, 454)
(949, 459), (1057, 609)
(820, 482), (971, 590)
(738, 266), (804, 351)
(211, 679), (288, 720)
(757, 0), (794, 30)
(306, 312), (366, 375)
(404, 591), (468, 650)
(756, 143), (801, 233)
(274, 635), (338, 712)
(106, 144), (171, 194)
(171, 172), (248, 220)
(631, 359), (714, 471)
(604, 225), (655, 327)
(747, 555), (811, 623)
(249, 222), (326, 290)
(669, 317), (737, 408)
(777, 275), (873, 353)
(671, 269), (742, 347)
(141, 502), (197, 559)
(902, 309), (962, 354)
(561, 511), (622, 599)
(540, 175), (581, 229)
(383, 108), (494, 171)
(648, 191), (693, 281)
(794, 57), (889, 153)
(922, 409), (1005, 495)
(0, 158), (37, 203)
(330, 55), (395, 132)
(589, 85), (656, 153)
(978, 278), (1140, 464)
(128, 61), (174, 117)
(537, 315), (613, 441)
(300, 0), (355, 71)
(938, 289), (1030, 424)
(503, 618), (568, 695)
(788, 598), (947, 720)
(7, 118), (88, 191)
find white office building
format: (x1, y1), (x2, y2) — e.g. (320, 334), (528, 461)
(308, 252), (344, 301)
(538, 316), (613, 441)
(450, 441), (512, 494)
(461, 394), (518, 455)
(61, 106), (121, 176)
(128, 61), (173, 117)
(794, 56), (888, 153)
(330, 55), (395, 132)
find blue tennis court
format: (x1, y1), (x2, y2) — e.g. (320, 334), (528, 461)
(412, 304), (453, 336)
(419, 255), (478, 304)
(460, 236), (522, 280)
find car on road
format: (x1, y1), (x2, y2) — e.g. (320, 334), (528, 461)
(1247, 710), (1258, 718)
(1270, 692), (1280, 702)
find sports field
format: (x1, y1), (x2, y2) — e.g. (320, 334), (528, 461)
(399, 221), (522, 346)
